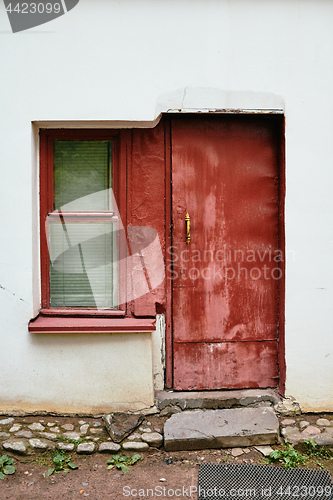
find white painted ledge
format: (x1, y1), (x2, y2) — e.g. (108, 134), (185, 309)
(33, 87), (284, 129)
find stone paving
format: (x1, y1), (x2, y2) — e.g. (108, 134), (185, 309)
(0, 411), (332, 457)
(0, 415), (164, 456)
(280, 416), (333, 446)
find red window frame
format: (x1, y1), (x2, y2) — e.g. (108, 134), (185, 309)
(29, 129), (156, 334)
(40, 129), (127, 316)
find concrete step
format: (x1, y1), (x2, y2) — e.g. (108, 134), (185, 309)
(163, 407), (279, 451)
(157, 389), (281, 414)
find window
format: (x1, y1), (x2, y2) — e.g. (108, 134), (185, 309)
(28, 128), (157, 334)
(40, 130), (124, 315)
(49, 140), (117, 309)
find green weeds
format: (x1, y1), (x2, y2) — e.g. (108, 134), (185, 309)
(0, 455), (15, 479)
(268, 440), (332, 469)
(268, 444), (307, 468)
(303, 439), (332, 459)
(54, 436), (85, 445)
(107, 454), (141, 474)
(45, 450), (78, 476)
(35, 456), (49, 467)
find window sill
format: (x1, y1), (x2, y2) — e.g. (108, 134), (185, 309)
(40, 308), (126, 317)
(28, 315), (156, 334)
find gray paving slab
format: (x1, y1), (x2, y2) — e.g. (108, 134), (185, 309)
(164, 407), (279, 451)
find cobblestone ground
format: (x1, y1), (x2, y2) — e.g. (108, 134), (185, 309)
(0, 412), (332, 499)
(0, 414), (165, 456)
(1, 412), (333, 456)
(280, 415), (333, 447)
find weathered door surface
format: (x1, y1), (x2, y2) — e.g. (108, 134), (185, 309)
(171, 115), (281, 390)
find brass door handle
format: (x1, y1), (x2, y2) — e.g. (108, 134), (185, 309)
(185, 212), (190, 244)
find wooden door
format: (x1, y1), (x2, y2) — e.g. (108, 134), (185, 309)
(171, 115), (282, 390)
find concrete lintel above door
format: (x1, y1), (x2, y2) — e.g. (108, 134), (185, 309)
(156, 87), (285, 117)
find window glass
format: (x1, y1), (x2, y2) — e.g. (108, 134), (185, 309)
(49, 220), (118, 308)
(50, 140), (117, 309)
(54, 141), (112, 211)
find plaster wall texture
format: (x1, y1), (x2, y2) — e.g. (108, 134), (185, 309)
(0, 0), (332, 412)
(0, 331), (154, 413)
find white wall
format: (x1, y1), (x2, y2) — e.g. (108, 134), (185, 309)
(0, 0), (332, 412)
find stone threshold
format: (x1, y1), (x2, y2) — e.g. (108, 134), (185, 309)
(156, 388), (281, 415)
(164, 407), (280, 451)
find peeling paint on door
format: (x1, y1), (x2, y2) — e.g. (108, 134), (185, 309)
(171, 115), (282, 390)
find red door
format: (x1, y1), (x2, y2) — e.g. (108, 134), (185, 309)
(171, 115), (282, 390)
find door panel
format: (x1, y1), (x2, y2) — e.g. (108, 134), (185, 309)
(173, 341), (278, 391)
(171, 116), (280, 390)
